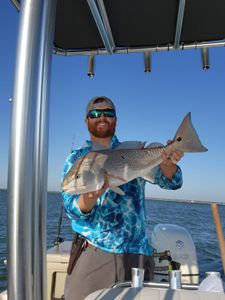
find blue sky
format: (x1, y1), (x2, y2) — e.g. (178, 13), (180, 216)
(1, 2), (225, 203)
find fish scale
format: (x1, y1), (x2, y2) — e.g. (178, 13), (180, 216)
(101, 147), (164, 171)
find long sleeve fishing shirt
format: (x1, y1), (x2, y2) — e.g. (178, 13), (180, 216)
(62, 135), (182, 256)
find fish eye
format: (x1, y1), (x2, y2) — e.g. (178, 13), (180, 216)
(177, 137), (182, 142)
(76, 174), (80, 179)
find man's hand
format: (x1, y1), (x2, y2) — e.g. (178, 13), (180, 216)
(78, 174), (109, 213)
(160, 140), (184, 180)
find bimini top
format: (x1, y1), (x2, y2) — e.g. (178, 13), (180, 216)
(12, 0), (225, 56)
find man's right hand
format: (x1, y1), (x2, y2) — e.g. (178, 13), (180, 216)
(78, 175), (109, 213)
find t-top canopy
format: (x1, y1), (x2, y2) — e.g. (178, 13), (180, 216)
(12, 0), (225, 56)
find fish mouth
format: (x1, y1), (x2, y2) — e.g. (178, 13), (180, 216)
(62, 182), (103, 195)
(62, 186), (86, 194)
(61, 182), (85, 194)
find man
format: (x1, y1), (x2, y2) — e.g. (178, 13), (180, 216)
(62, 96), (183, 300)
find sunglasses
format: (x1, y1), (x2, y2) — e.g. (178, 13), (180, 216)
(87, 109), (116, 119)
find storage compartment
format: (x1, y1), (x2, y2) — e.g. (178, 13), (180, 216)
(47, 241), (71, 299)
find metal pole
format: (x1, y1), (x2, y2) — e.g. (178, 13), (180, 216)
(96, 0), (116, 50)
(87, 0), (114, 54)
(112, 281), (199, 290)
(7, 1), (43, 298)
(7, 0), (56, 299)
(174, 0), (186, 49)
(33, 1), (56, 300)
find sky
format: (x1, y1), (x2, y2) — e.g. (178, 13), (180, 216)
(1, 2), (225, 203)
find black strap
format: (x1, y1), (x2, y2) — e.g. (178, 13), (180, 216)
(67, 234), (86, 275)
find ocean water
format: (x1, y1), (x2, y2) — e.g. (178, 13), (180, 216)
(0, 190), (225, 292)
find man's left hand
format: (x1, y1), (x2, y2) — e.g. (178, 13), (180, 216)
(160, 140), (184, 179)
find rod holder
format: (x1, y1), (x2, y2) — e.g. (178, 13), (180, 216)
(131, 268), (145, 288)
(201, 48), (210, 70)
(169, 270), (182, 290)
(144, 51), (151, 73)
(88, 54), (95, 77)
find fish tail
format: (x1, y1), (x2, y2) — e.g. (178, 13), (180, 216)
(173, 112), (208, 152)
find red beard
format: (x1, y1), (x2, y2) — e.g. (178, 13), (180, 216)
(87, 120), (116, 138)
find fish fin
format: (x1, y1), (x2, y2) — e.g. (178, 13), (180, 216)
(63, 187), (77, 195)
(142, 168), (156, 183)
(92, 152), (108, 167)
(146, 142), (164, 148)
(116, 141), (146, 149)
(142, 176), (154, 183)
(107, 173), (127, 182)
(173, 112), (208, 152)
(109, 186), (125, 195)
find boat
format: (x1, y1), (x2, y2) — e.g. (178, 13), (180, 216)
(1, 0), (225, 299)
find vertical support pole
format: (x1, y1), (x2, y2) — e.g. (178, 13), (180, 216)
(211, 203), (225, 276)
(33, 1), (56, 300)
(7, 1), (43, 298)
(7, 0), (56, 299)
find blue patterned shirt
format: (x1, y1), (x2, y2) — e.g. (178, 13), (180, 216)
(62, 135), (182, 255)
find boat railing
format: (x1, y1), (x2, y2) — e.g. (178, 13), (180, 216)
(111, 281), (199, 290)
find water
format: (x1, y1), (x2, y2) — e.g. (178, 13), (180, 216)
(1, 190), (225, 292)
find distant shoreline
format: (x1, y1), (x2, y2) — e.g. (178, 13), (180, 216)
(1, 188), (224, 205)
(146, 197), (225, 205)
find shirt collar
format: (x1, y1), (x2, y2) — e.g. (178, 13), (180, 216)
(84, 135), (120, 150)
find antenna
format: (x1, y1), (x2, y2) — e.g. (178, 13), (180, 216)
(71, 133), (75, 153)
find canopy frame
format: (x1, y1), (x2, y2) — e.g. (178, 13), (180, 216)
(174, 0), (186, 49)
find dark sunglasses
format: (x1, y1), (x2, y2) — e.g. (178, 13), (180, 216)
(87, 109), (116, 119)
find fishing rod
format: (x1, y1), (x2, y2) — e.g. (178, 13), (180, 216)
(53, 200), (65, 246)
(54, 134), (76, 246)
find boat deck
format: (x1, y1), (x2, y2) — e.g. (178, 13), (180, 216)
(85, 287), (225, 300)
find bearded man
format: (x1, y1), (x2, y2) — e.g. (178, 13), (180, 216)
(62, 96), (183, 300)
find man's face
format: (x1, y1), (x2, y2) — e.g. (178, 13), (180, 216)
(85, 107), (117, 138)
